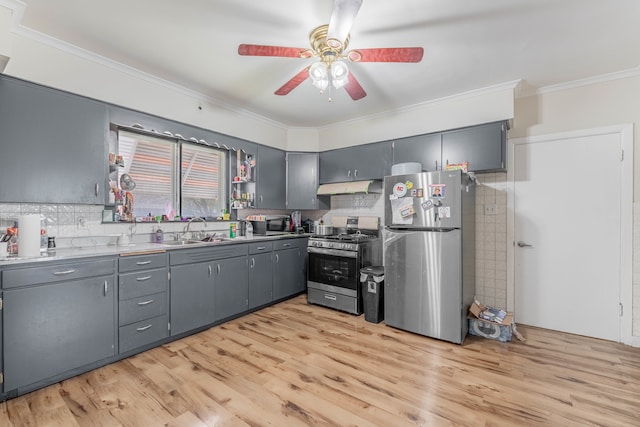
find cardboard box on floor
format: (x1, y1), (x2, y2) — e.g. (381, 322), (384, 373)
(468, 301), (513, 342)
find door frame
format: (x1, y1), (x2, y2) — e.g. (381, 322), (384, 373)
(506, 124), (635, 346)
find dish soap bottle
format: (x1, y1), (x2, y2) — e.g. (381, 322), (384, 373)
(154, 220), (164, 243)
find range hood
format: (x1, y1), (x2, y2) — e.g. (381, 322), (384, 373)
(316, 180), (382, 196)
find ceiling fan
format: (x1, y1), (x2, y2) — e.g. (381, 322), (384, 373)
(238, 0), (424, 101)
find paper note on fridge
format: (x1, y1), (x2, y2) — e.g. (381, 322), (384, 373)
(438, 206), (451, 218)
(391, 197), (414, 225)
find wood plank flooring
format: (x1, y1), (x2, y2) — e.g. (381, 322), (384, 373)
(1, 294), (640, 426)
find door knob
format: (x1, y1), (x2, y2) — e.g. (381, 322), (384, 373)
(517, 241), (533, 248)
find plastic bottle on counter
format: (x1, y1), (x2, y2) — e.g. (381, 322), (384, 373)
(246, 221), (253, 238)
(154, 220), (164, 243)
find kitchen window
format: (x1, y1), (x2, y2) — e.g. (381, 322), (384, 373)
(117, 130), (227, 219)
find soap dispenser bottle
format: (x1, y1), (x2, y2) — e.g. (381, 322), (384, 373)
(154, 220), (164, 243)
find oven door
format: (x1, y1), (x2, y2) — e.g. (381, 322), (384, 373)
(307, 247), (358, 291)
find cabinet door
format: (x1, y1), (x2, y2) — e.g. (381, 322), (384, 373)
(170, 262), (215, 336)
(0, 76), (106, 204)
(256, 145), (286, 209)
(273, 248), (306, 301)
(393, 134), (442, 172)
(215, 256), (249, 321)
(441, 121), (507, 172)
(249, 252), (273, 309)
(286, 152), (327, 210)
(319, 142), (392, 183)
(3, 276), (116, 391)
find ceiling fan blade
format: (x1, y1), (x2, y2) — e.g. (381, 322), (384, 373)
(344, 72), (366, 101)
(348, 47), (424, 63)
(326, 0), (363, 48)
(275, 67), (310, 96)
(238, 44), (309, 58)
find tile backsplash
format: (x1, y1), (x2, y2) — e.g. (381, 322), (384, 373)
(1, 175), (508, 309)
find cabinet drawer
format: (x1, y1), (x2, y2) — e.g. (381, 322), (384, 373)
(169, 244), (248, 266)
(119, 267), (168, 300)
(119, 292), (167, 326)
(2, 258), (116, 289)
(119, 252), (167, 273)
(273, 238), (306, 251)
(248, 241), (273, 254)
(119, 315), (168, 354)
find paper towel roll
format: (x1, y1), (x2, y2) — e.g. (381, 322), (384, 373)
(19, 214), (41, 257)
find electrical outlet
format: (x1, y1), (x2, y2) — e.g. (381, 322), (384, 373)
(77, 216), (87, 229)
(484, 204), (497, 215)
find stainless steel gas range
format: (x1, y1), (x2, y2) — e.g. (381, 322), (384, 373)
(307, 216), (382, 315)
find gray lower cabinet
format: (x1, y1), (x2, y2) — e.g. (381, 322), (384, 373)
(0, 75), (107, 204)
(319, 141), (392, 183)
(214, 256), (249, 321)
(169, 261), (216, 336)
(273, 239), (308, 301)
(118, 253), (169, 353)
(286, 152), (328, 210)
(2, 257), (117, 392)
(248, 242), (273, 309)
(256, 145), (286, 209)
(169, 244), (248, 336)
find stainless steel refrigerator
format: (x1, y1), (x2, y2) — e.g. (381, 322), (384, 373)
(383, 169), (475, 344)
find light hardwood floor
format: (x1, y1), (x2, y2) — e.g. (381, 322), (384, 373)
(1, 295), (639, 426)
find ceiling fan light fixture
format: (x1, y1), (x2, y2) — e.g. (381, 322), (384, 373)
(309, 61), (329, 91)
(330, 60), (349, 89)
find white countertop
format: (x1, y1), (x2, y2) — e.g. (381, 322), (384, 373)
(0, 233), (309, 266)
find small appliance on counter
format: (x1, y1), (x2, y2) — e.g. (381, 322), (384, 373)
(246, 215), (288, 235)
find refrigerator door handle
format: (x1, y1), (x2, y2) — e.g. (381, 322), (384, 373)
(517, 241), (534, 248)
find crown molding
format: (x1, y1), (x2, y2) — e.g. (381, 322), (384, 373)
(318, 79), (521, 131)
(0, 0), (25, 27)
(519, 66), (640, 98)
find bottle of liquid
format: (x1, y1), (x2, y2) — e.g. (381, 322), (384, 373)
(246, 220), (253, 238)
(154, 220), (164, 243)
(229, 222), (237, 238)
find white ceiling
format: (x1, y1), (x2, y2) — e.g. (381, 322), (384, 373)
(15, 0), (640, 128)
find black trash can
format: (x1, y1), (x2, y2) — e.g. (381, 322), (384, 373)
(360, 266), (384, 323)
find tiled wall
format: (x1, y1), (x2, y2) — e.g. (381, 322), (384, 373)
(0, 203), (232, 248)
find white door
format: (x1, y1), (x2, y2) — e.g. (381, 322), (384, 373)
(513, 132), (623, 341)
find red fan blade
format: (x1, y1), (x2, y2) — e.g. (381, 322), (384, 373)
(348, 47), (424, 63)
(238, 44), (309, 58)
(344, 72), (366, 100)
(275, 67), (310, 96)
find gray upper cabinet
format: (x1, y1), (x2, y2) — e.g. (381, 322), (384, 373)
(256, 145), (286, 209)
(0, 76), (107, 204)
(441, 121), (507, 172)
(286, 152), (328, 210)
(392, 134), (442, 172)
(319, 141), (392, 183)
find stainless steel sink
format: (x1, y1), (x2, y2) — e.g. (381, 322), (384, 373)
(162, 239), (207, 246)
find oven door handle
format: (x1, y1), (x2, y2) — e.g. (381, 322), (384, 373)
(307, 247), (358, 258)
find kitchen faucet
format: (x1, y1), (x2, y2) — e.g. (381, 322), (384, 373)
(183, 217), (207, 240)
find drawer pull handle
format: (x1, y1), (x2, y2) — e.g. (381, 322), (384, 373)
(136, 275), (152, 281)
(104, 281), (108, 296)
(137, 299), (154, 306)
(136, 260), (153, 265)
(283, 243), (291, 247)
(250, 258), (255, 269)
(324, 294), (337, 301)
(217, 264), (221, 275)
(208, 265), (212, 277)
(257, 246), (266, 250)
(53, 269), (76, 275)
(136, 324), (153, 332)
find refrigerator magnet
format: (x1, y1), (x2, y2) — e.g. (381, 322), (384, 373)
(429, 184), (445, 198)
(421, 200), (433, 210)
(438, 206), (451, 218)
(405, 180), (414, 190)
(393, 182), (407, 197)
(400, 205), (415, 218)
